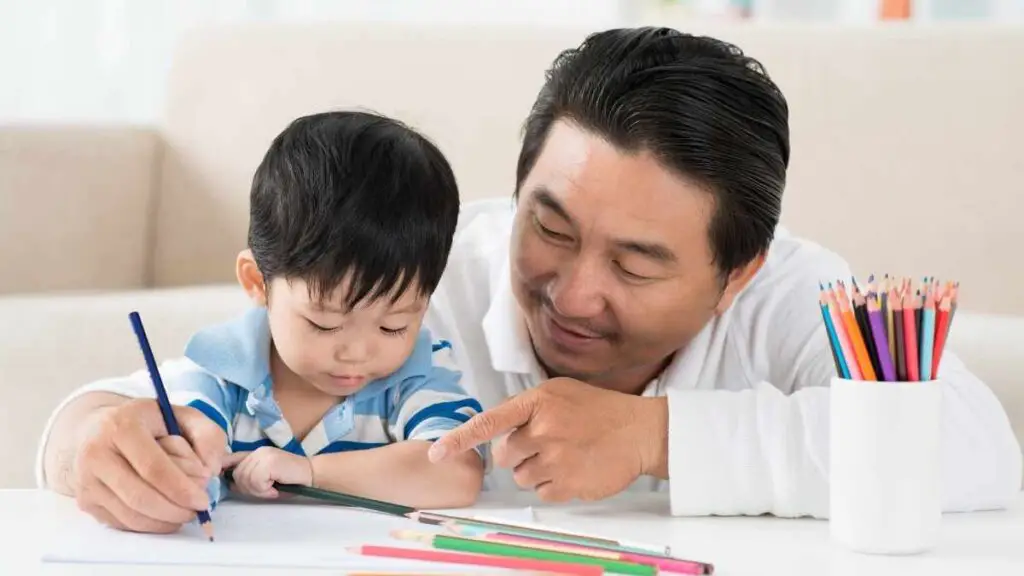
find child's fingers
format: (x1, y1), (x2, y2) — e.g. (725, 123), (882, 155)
(221, 451), (250, 470)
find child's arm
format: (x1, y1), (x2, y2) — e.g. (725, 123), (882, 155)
(309, 440), (483, 509)
(313, 346), (486, 509)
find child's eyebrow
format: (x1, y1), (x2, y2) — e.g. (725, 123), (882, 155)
(389, 301), (426, 315)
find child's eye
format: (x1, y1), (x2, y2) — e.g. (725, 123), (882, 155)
(380, 326), (408, 337)
(307, 319), (340, 333)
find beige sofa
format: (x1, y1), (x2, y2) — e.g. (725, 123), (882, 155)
(1, 23), (1022, 489)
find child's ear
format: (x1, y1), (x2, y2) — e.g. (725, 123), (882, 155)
(236, 249), (268, 307)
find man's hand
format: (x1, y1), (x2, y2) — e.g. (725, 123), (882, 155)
(73, 398), (226, 533)
(223, 447), (313, 499)
(428, 377), (669, 502)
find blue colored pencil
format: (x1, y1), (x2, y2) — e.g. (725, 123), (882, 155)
(129, 311), (215, 541)
(819, 288), (850, 378)
(920, 291), (936, 381)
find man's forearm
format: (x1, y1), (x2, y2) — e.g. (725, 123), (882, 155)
(41, 392), (129, 495)
(638, 396), (670, 480)
(310, 440), (483, 508)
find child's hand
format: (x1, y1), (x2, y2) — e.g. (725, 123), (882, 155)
(222, 447), (313, 498)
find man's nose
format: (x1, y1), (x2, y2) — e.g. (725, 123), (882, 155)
(549, 256), (606, 319)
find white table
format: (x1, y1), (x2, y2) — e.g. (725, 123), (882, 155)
(6, 489), (1023, 575)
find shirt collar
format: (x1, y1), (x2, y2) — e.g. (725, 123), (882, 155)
(183, 306), (433, 399)
(481, 259), (544, 376)
(184, 305), (271, 392)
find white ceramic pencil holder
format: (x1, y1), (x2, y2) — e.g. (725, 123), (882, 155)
(829, 377), (943, 555)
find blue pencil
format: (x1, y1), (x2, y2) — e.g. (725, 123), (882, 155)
(129, 311), (215, 541)
(919, 294), (936, 381)
(819, 292), (850, 378)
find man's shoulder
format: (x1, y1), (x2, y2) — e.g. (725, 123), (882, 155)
(452, 198), (515, 259)
(435, 198), (513, 301)
(752, 226), (853, 294)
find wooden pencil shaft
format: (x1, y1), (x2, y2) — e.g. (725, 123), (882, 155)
(429, 534), (657, 575)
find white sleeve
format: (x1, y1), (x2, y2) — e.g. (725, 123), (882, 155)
(664, 282), (1023, 519)
(35, 358), (236, 488)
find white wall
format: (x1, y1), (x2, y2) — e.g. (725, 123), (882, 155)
(0, 0), (625, 123)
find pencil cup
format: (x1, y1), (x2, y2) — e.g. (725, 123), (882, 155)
(829, 377), (942, 555)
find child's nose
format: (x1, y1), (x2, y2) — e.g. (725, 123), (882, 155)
(334, 339), (370, 363)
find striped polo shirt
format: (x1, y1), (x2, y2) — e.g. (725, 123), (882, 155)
(71, 306), (486, 504)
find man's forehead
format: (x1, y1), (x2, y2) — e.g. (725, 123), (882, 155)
(524, 123), (715, 256)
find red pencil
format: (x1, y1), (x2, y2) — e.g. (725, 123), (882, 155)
(932, 294), (952, 376)
(348, 545), (604, 576)
(902, 288), (920, 381)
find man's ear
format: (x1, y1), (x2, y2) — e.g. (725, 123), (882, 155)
(714, 252), (766, 315)
(236, 249), (268, 307)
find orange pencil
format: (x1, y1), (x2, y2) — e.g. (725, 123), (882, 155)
(902, 289), (920, 381)
(827, 285), (862, 380)
(932, 294), (952, 376)
(836, 281), (876, 380)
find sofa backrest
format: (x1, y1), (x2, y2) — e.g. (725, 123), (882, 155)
(153, 23), (1024, 315)
(0, 126), (161, 294)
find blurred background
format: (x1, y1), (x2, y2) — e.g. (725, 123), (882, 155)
(3, 0), (1024, 123)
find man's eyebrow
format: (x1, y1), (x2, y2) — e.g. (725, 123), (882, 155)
(615, 240), (678, 264)
(532, 188), (575, 225)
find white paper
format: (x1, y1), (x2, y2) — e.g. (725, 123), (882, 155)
(41, 499), (536, 570)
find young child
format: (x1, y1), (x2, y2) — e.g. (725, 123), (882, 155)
(78, 111), (485, 509)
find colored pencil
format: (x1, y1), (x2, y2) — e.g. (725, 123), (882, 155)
(128, 311), (215, 541)
(851, 281), (883, 378)
(391, 530), (655, 575)
(410, 512), (672, 558)
(826, 285), (861, 380)
(473, 531), (712, 575)
(349, 545), (602, 576)
(884, 279), (895, 363)
(891, 289), (906, 381)
(220, 469), (415, 516)
(902, 290), (920, 381)
(866, 295), (896, 381)
(835, 282), (876, 380)
(920, 287), (936, 381)
(932, 294), (952, 376)
(819, 289), (850, 378)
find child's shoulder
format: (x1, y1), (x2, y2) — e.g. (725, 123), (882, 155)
(182, 306), (271, 391)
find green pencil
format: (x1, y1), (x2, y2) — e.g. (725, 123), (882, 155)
(394, 530), (656, 575)
(221, 469), (415, 516)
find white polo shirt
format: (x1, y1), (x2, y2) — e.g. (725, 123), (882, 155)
(425, 199), (1022, 518)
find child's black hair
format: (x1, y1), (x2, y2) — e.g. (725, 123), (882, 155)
(248, 110), (459, 308)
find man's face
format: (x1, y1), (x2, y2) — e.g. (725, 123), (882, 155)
(511, 120), (742, 390)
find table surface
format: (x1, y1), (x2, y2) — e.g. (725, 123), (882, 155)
(5, 489), (1023, 575)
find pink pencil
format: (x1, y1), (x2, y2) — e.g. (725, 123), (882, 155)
(482, 532), (711, 574)
(349, 545), (602, 575)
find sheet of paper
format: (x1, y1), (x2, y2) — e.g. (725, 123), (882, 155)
(41, 499), (536, 570)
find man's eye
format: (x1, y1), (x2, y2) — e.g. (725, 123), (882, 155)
(534, 216), (572, 241)
(614, 261), (652, 282)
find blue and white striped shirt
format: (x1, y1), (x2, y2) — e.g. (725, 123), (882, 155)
(72, 306), (485, 504)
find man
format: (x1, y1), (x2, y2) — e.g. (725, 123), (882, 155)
(423, 27), (1021, 516)
(38, 27), (1020, 532)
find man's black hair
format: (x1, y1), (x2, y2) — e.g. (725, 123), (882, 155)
(517, 27), (790, 277)
(249, 110), (459, 307)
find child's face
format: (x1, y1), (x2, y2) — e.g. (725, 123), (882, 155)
(264, 277), (429, 396)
